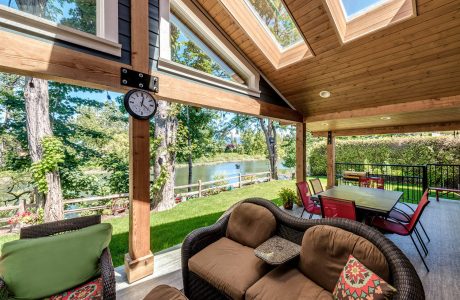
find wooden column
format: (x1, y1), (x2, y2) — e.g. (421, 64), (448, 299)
(326, 131), (336, 189)
(296, 123), (307, 183)
(124, 0), (154, 283)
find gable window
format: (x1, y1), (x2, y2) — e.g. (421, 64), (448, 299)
(158, 0), (260, 97)
(170, 14), (244, 84)
(324, 0), (416, 43)
(0, 0), (121, 56)
(219, 0), (312, 69)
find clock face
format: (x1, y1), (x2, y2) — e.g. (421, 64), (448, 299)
(124, 89), (158, 120)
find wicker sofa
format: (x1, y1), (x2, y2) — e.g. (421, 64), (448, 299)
(182, 198), (424, 300)
(0, 215), (115, 300)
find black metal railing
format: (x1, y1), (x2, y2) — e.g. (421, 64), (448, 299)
(335, 163), (460, 203)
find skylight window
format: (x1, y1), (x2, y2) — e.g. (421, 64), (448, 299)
(170, 14), (244, 84)
(324, 0), (416, 43)
(244, 0), (302, 49)
(340, 0), (389, 19)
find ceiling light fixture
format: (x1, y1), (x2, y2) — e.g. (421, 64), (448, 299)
(319, 91), (331, 98)
(323, 123), (329, 126)
(380, 116), (392, 120)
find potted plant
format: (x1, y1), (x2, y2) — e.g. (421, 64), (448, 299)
(278, 188), (298, 210)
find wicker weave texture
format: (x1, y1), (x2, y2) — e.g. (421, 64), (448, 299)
(182, 197), (425, 300)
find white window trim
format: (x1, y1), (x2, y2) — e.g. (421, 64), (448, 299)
(0, 1), (121, 57)
(158, 0), (261, 97)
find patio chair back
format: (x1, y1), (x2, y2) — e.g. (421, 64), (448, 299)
(296, 182), (315, 211)
(359, 177), (371, 188)
(319, 196), (357, 221)
(407, 190), (430, 233)
(309, 178), (324, 194)
(359, 177), (384, 189)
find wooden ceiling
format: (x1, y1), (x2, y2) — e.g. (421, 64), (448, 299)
(195, 0), (460, 133)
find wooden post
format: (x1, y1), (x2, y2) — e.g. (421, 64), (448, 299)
(326, 131), (336, 189)
(198, 180), (202, 198)
(238, 173), (242, 188)
(124, 0), (153, 283)
(296, 123), (307, 183)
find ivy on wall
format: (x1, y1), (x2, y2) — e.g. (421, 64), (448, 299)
(309, 136), (460, 176)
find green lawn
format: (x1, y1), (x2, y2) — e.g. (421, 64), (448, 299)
(1, 179), (316, 267)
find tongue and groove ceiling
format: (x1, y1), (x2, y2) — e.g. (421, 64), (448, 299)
(195, 0), (460, 133)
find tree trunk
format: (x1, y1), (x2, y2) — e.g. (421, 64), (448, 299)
(24, 77), (64, 221)
(186, 107), (193, 192)
(259, 118), (278, 180)
(153, 100), (177, 211)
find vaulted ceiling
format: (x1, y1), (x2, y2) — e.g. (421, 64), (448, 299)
(196, 0), (460, 134)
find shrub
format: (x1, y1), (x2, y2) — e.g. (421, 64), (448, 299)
(309, 136), (460, 176)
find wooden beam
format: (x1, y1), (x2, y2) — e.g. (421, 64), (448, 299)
(326, 131), (336, 189)
(305, 96), (460, 123)
(0, 29), (301, 122)
(312, 121), (460, 137)
(296, 123), (307, 183)
(124, 0), (153, 284)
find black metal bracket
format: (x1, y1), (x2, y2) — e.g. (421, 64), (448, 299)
(120, 68), (159, 93)
(327, 131), (333, 144)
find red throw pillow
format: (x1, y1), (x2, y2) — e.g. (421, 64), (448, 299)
(50, 277), (102, 300)
(333, 255), (397, 300)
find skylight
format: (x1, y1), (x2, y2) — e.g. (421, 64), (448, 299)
(340, 0), (389, 19)
(244, 0), (302, 49)
(170, 14), (244, 84)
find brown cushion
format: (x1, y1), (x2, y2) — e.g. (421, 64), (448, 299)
(246, 264), (333, 300)
(143, 285), (187, 300)
(188, 237), (271, 300)
(226, 203), (276, 248)
(299, 225), (390, 292)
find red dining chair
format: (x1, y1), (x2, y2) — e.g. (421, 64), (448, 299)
(371, 190), (430, 272)
(359, 177), (371, 188)
(319, 195), (357, 221)
(359, 177), (384, 189)
(296, 182), (321, 219)
(309, 178), (324, 195)
(389, 203), (430, 243)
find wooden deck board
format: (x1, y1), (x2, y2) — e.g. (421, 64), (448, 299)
(115, 198), (460, 299)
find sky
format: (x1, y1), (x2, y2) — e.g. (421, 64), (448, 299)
(341, 0), (387, 17)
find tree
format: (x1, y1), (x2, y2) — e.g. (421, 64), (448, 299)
(152, 101), (178, 211)
(13, 0), (99, 221)
(259, 119), (279, 180)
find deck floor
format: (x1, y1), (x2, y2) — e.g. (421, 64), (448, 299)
(116, 198), (460, 299)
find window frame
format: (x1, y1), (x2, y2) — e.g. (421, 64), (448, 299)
(324, 0), (417, 44)
(219, 0), (313, 70)
(0, 0), (121, 56)
(158, 0), (261, 97)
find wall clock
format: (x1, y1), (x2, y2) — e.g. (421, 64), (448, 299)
(124, 89), (158, 120)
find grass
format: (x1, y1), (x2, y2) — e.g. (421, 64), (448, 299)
(0, 179), (313, 267)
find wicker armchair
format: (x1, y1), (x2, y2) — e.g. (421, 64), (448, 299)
(0, 215), (116, 300)
(182, 198), (424, 300)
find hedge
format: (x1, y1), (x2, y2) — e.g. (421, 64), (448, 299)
(309, 136), (460, 176)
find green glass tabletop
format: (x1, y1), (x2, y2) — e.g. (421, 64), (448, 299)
(319, 185), (403, 214)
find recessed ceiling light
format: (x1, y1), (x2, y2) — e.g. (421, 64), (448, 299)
(380, 116), (392, 120)
(319, 91), (331, 98)
(323, 123), (329, 126)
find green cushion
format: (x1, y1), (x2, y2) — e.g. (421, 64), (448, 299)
(0, 223), (112, 300)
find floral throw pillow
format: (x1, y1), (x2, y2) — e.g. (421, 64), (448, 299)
(333, 255), (397, 300)
(49, 277), (102, 300)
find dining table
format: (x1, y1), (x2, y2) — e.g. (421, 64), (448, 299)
(318, 185), (403, 216)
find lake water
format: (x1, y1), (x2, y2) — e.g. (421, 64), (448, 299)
(175, 159), (292, 186)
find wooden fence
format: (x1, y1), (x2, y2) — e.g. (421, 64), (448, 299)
(0, 171), (272, 221)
